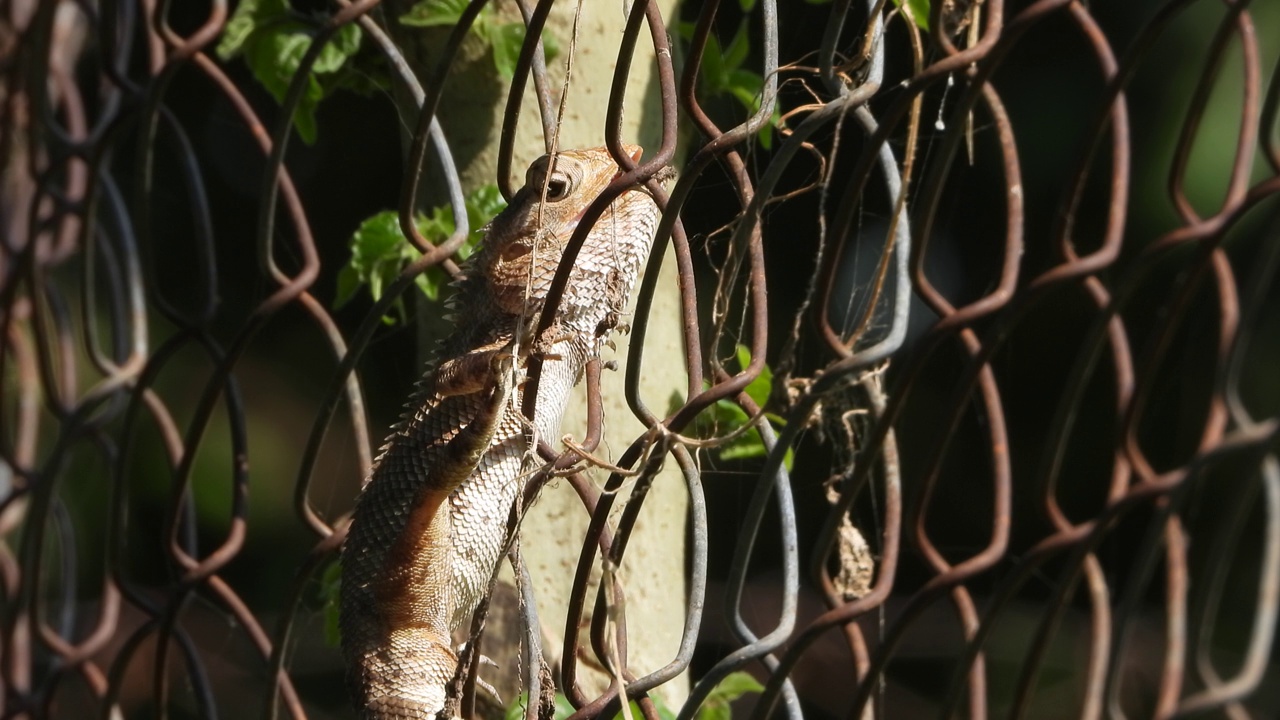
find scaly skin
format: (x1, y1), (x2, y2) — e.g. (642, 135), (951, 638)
(340, 147), (661, 719)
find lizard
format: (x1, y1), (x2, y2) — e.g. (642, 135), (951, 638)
(340, 146), (663, 720)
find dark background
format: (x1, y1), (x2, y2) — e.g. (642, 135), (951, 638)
(80, 0), (1280, 718)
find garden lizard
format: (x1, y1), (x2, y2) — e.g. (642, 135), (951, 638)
(340, 146), (662, 719)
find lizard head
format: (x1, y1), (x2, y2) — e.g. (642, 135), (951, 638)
(480, 146), (661, 336)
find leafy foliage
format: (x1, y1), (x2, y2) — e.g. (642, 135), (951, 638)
(893, 0), (933, 30)
(802, 0), (931, 29)
(677, 18), (781, 148)
(400, 0), (560, 79)
(684, 0), (932, 149)
(671, 346), (794, 470)
(502, 673), (761, 720)
(217, 0), (366, 144)
(335, 185), (506, 323)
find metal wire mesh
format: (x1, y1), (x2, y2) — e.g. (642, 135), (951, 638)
(1, 0), (1278, 718)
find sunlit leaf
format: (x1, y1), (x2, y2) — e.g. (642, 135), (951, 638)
(339, 186), (504, 322)
(216, 1), (363, 144)
(399, 0), (470, 27)
(217, 0), (288, 59)
(243, 26), (324, 143)
(489, 22), (526, 79)
(734, 344), (773, 408)
(315, 23), (362, 73)
(670, 346), (793, 471)
(541, 30), (561, 61)
(695, 671), (765, 720)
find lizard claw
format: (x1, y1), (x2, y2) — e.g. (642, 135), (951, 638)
(475, 673), (502, 705)
(490, 344), (518, 380)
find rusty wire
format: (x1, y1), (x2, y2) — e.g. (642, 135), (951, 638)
(1, 0), (1278, 718)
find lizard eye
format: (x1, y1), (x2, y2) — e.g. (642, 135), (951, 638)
(526, 156), (575, 202)
(544, 174), (571, 201)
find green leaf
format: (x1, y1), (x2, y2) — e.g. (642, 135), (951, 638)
(489, 22), (527, 79)
(699, 32), (727, 94)
(351, 212), (408, 262)
(414, 271), (443, 302)
(757, 103), (783, 150)
(695, 672), (764, 720)
(644, 693), (678, 720)
(334, 265), (360, 308)
(667, 390), (685, 419)
(218, 0), (266, 59)
(709, 397), (751, 432)
(400, 0), (551, 71)
(734, 345), (773, 409)
(320, 561), (341, 647)
(892, 0), (932, 30)
(399, 0), (470, 27)
(686, 392), (781, 465)
(759, 123), (774, 150)
(726, 69), (764, 111)
(338, 186), (505, 321)
(466, 184), (507, 227)
(217, 0), (291, 60)
(671, 347), (795, 471)
(723, 20), (751, 72)
(315, 23), (362, 73)
(719, 440), (795, 471)
(242, 25), (324, 143)
(683, 21), (784, 150)
(709, 670), (766, 698)
(342, 210), (412, 316)
(716, 428), (767, 460)
(218, 1), (364, 144)
(328, 59), (394, 98)
(541, 30), (561, 62)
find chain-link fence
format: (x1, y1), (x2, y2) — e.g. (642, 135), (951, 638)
(1, 0), (1278, 718)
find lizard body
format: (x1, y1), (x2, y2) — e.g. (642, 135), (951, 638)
(340, 147), (661, 719)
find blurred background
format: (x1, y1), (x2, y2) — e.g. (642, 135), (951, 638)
(1, 0), (1278, 718)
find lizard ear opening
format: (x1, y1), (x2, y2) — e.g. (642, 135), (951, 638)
(525, 158), (545, 191)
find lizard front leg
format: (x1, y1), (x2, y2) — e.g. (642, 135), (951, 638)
(343, 349), (515, 720)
